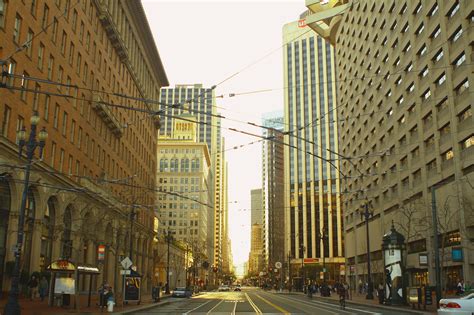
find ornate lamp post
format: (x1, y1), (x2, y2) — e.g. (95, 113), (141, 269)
(317, 227), (329, 283)
(359, 201), (374, 300)
(4, 111), (47, 315)
(299, 244), (306, 291)
(165, 229), (172, 294)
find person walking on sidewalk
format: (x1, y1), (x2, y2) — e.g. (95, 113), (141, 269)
(28, 275), (39, 301)
(377, 283), (384, 304)
(39, 276), (49, 302)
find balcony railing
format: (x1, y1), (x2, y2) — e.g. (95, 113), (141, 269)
(92, 94), (123, 137)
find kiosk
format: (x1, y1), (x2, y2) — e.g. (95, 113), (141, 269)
(382, 223), (406, 305)
(47, 260), (100, 310)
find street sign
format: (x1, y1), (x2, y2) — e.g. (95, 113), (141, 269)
(120, 270), (131, 275)
(121, 257), (133, 270)
(275, 262), (282, 269)
(97, 245), (105, 261)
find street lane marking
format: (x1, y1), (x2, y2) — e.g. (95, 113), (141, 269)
(183, 299), (213, 315)
(206, 299), (225, 314)
(245, 292), (262, 314)
(262, 292), (342, 315)
(268, 292), (380, 315)
(254, 293), (290, 315)
(232, 301), (237, 315)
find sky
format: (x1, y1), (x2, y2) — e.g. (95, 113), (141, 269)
(142, 0), (305, 273)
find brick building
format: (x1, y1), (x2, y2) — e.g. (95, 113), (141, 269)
(0, 0), (168, 295)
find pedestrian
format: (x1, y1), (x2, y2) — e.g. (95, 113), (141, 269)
(98, 282), (108, 309)
(456, 279), (465, 295)
(39, 276), (49, 302)
(377, 283), (384, 304)
(28, 275), (39, 301)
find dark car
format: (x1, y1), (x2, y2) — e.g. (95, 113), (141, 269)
(172, 287), (192, 298)
(234, 285), (241, 292)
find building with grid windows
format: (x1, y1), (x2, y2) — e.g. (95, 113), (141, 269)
(304, 0), (474, 288)
(262, 111), (285, 271)
(283, 19), (344, 285)
(0, 0), (168, 296)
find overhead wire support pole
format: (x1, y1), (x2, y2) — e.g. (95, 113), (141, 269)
(431, 186), (442, 308)
(165, 229), (171, 294)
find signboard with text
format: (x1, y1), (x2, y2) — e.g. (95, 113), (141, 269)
(123, 276), (141, 302)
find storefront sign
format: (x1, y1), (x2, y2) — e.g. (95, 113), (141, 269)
(452, 248), (463, 262)
(419, 253), (428, 266)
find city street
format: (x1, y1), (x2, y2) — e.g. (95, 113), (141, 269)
(134, 288), (419, 314)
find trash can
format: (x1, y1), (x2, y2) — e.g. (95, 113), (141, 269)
(107, 300), (114, 312)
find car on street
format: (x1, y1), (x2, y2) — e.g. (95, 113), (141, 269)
(234, 284), (242, 291)
(172, 287), (192, 298)
(438, 293), (474, 314)
(218, 285), (230, 292)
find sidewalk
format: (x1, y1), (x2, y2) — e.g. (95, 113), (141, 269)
(0, 292), (173, 315)
(281, 290), (437, 314)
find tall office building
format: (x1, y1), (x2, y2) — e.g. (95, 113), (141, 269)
(304, 0), (474, 287)
(262, 111), (285, 269)
(283, 19), (344, 282)
(159, 84), (227, 271)
(249, 188), (264, 274)
(156, 117), (212, 253)
(251, 188), (263, 225)
(0, 0), (168, 295)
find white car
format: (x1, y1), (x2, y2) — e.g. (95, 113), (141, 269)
(218, 285), (230, 292)
(438, 293), (474, 314)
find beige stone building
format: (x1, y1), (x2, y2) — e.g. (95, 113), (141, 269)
(304, 0), (474, 289)
(248, 223), (264, 276)
(0, 0), (168, 296)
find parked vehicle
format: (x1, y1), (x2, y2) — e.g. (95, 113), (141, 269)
(172, 287), (192, 298)
(218, 285), (230, 292)
(438, 293), (474, 314)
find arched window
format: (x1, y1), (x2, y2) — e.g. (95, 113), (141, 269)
(61, 206), (72, 259)
(41, 198), (56, 270)
(0, 178), (11, 292)
(164, 159), (169, 171)
(22, 188), (36, 272)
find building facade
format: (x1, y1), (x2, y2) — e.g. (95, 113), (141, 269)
(304, 0), (474, 288)
(156, 118), (212, 254)
(248, 223), (264, 276)
(0, 0), (168, 295)
(158, 84), (226, 274)
(283, 19), (344, 283)
(262, 111), (285, 270)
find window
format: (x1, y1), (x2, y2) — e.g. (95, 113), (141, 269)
(447, 1), (460, 19)
(15, 116), (24, 144)
(458, 107), (472, 122)
(59, 149), (65, 172)
(428, 2), (439, 17)
(415, 23), (425, 35)
(456, 79), (469, 95)
(50, 142), (56, 167)
(13, 14), (22, 43)
(47, 55), (54, 80)
(57, 66), (63, 86)
(414, 2), (422, 14)
(453, 52), (466, 68)
(422, 89), (431, 100)
(53, 104), (60, 128)
(79, 21), (84, 42)
(41, 4), (49, 29)
(418, 44), (427, 56)
(33, 83), (40, 110)
(433, 49), (444, 62)
(76, 53), (81, 75)
(450, 27), (463, 43)
(20, 72), (29, 102)
(70, 119), (75, 143)
(420, 66), (429, 78)
(401, 23), (409, 33)
(406, 62), (413, 72)
(0, 0), (7, 28)
(1, 105), (11, 137)
(442, 149), (454, 161)
(68, 42), (75, 64)
(431, 25), (441, 39)
(62, 111), (68, 136)
(407, 82), (415, 93)
(60, 32), (67, 55)
(460, 136), (474, 150)
(72, 10), (78, 31)
(43, 95), (50, 121)
(436, 73), (446, 86)
(51, 18), (58, 42)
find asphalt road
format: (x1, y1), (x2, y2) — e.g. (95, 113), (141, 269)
(134, 287), (419, 314)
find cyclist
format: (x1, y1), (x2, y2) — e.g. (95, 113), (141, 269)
(338, 283), (346, 309)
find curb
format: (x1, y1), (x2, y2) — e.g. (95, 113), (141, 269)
(116, 299), (172, 314)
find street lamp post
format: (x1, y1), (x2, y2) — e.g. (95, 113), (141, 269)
(165, 229), (171, 294)
(317, 227), (328, 284)
(4, 111), (47, 315)
(360, 201), (374, 300)
(300, 245), (306, 291)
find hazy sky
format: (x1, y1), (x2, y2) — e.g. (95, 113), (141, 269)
(142, 0), (304, 271)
